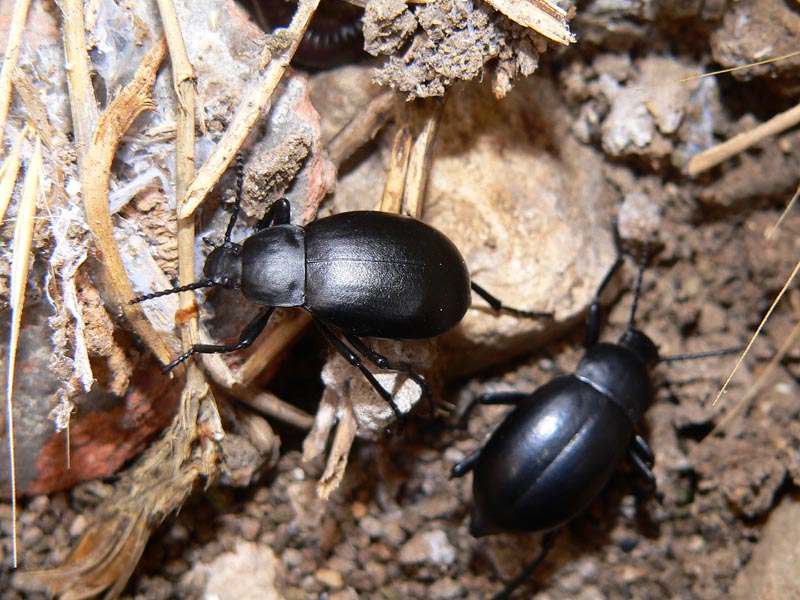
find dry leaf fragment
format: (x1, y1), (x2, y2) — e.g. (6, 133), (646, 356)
(484, 0), (575, 46)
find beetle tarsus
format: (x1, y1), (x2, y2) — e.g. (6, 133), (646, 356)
(316, 321), (406, 421)
(343, 332), (435, 416)
(628, 433), (657, 495)
(470, 282), (552, 319)
(451, 449), (480, 478)
(490, 529), (560, 600)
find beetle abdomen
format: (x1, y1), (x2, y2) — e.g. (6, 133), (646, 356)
(470, 376), (633, 535)
(304, 212), (471, 339)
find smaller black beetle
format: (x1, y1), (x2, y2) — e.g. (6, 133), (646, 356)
(133, 158), (549, 417)
(451, 223), (738, 600)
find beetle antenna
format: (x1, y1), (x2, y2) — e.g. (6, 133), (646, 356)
(490, 529), (560, 600)
(224, 152), (245, 244)
(627, 246), (650, 332)
(130, 280), (216, 304)
(661, 346), (743, 363)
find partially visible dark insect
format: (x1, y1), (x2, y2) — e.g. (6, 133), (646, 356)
(451, 222), (740, 600)
(132, 157), (550, 419)
(242, 0), (365, 70)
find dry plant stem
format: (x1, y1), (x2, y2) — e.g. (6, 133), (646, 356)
(713, 257), (800, 405)
(155, 0), (202, 363)
(326, 89), (395, 168)
(402, 98), (445, 218)
(59, 0), (100, 168)
(696, 316), (800, 450)
(237, 311), (313, 386)
(687, 101), (800, 175)
(178, 0), (322, 220)
(6, 133), (41, 568)
(0, 0), (32, 151)
(11, 69), (75, 193)
(317, 398), (357, 500)
(0, 123), (28, 223)
(11, 70), (73, 185)
(83, 39), (174, 366)
(378, 125), (412, 213)
(482, 0), (575, 45)
(231, 387), (315, 430)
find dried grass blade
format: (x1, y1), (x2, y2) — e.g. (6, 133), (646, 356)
(713, 258), (800, 406)
(6, 133), (41, 568)
(0, 123), (28, 223)
(0, 0), (32, 150)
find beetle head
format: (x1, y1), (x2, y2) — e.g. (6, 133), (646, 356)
(203, 241), (243, 289)
(619, 329), (659, 370)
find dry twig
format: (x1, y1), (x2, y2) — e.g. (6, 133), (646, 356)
(687, 101), (800, 175)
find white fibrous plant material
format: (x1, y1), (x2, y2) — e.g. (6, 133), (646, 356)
(45, 201), (94, 400)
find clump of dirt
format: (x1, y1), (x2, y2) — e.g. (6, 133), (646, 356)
(364, 0), (551, 98)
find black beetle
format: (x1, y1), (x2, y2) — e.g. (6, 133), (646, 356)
(451, 223), (738, 599)
(133, 157), (549, 417)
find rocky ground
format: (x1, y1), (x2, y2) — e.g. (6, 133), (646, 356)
(3, 0), (800, 599)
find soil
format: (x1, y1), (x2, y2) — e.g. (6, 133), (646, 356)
(3, 1), (800, 599)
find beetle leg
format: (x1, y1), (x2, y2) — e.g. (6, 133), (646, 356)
(628, 433), (657, 495)
(455, 391), (529, 428)
(161, 307), (275, 372)
(586, 219), (625, 348)
(470, 282), (552, 319)
(450, 449), (481, 478)
(490, 529), (560, 600)
(315, 321), (405, 421)
(342, 333), (435, 417)
(256, 197), (291, 230)
(480, 391), (530, 405)
(631, 433), (655, 465)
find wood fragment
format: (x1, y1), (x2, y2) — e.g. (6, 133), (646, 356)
(232, 387), (315, 430)
(482, 0), (575, 46)
(378, 125), (412, 214)
(6, 133), (41, 568)
(327, 89), (395, 169)
(316, 398), (357, 500)
(402, 98), (444, 218)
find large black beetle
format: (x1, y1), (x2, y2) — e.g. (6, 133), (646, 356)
(133, 159), (549, 417)
(451, 223), (737, 599)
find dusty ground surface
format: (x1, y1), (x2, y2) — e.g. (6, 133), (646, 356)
(4, 0), (800, 599)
